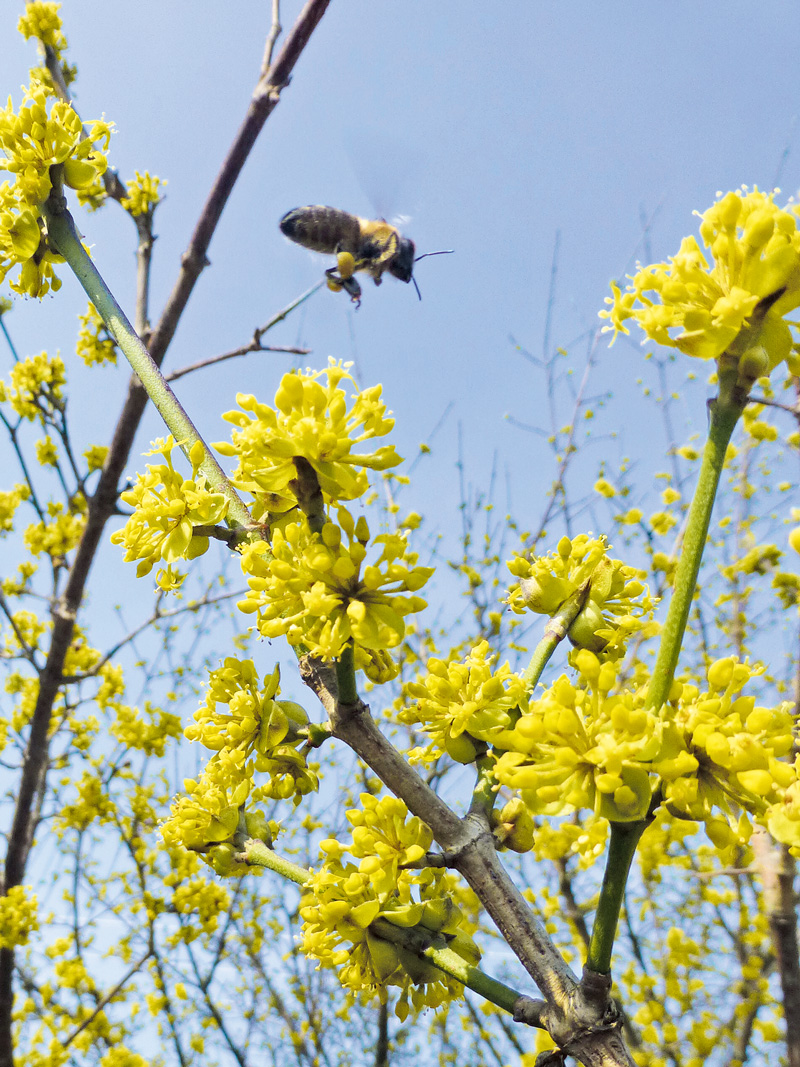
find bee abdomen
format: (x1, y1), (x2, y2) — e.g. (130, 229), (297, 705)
(279, 206), (362, 255)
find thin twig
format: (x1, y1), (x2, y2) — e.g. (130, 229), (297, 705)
(261, 0), (282, 75)
(60, 948), (153, 1049)
(166, 345), (310, 383)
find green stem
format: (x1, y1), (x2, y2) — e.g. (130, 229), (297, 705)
(586, 819), (648, 974)
(242, 839), (309, 885)
(645, 395), (744, 712)
(587, 384), (746, 976)
(44, 192), (252, 530)
(469, 754), (496, 819)
(335, 643), (359, 705)
(392, 939), (522, 1017)
(522, 579), (591, 693)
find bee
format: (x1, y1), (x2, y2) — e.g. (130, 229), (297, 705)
(279, 205), (451, 306)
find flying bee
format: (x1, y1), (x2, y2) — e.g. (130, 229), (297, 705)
(279, 205), (451, 306)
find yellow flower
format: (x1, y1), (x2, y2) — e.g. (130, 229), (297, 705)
(83, 444), (108, 472)
(239, 507), (431, 674)
(494, 654), (665, 822)
(216, 361), (401, 519)
(0, 885), (39, 948)
(662, 658), (795, 846)
(185, 657), (318, 803)
(601, 188), (800, 374)
(0, 85), (111, 204)
(76, 302), (117, 365)
(111, 437), (229, 577)
(301, 795), (479, 1018)
(120, 170), (166, 218)
(18, 2), (67, 56)
(0, 84), (112, 295)
(6, 350), (65, 422)
(507, 534), (656, 657)
(401, 640), (526, 763)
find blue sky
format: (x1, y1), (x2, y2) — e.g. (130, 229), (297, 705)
(4, 0), (800, 550)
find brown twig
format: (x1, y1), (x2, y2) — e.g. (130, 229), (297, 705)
(166, 278), (325, 383)
(262, 0), (283, 75)
(166, 344), (310, 383)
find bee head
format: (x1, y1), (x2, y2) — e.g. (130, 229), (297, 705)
(389, 236), (416, 283)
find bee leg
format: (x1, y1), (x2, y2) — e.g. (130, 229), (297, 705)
(325, 265), (362, 308)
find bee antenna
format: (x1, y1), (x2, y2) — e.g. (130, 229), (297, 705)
(412, 276), (422, 301)
(414, 249), (455, 263)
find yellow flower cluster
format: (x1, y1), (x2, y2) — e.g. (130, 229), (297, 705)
(111, 437), (229, 580)
(99, 1048), (147, 1067)
(24, 498), (86, 560)
(0, 884), (39, 949)
(4, 350), (65, 423)
(162, 658), (312, 872)
(216, 362), (401, 521)
(185, 657), (318, 803)
(18, 2), (67, 55)
(239, 508), (431, 677)
(400, 639), (526, 763)
(120, 170), (166, 218)
(110, 701), (182, 758)
(168, 874), (232, 944)
(162, 786), (277, 877)
(601, 188), (800, 374)
(83, 443), (108, 472)
(301, 795), (480, 1020)
(0, 483), (30, 535)
(493, 652), (800, 849)
(665, 658), (795, 848)
(76, 302), (117, 365)
(507, 534), (656, 657)
(494, 652), (666, 822)
(0, 83), (111, 296)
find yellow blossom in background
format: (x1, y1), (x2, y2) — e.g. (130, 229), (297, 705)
(594, 478), (616, 498)
(83, 444), (108, 472)
(216, 361), (402, 520)
(601, 188), (800, 374)
(110, 701), (182, 758)
(99, 1048), (147, 1067)
(0, 484), (29, 535)
(0, 884), (39, 948)
(24, 498), (86, 559)
(111, 437), (229, 577)
(301, 795), (480, 1020)
(120, 170), (166, 217)
(239, 507), (431, 675)
(34, 435), (58, 467)
(400, 640), (527, 763)
(76, 302), (117, 365)
(507, 534), (656, 656)
(5, 350), (65, 423)
(18, 2), (67, 57)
